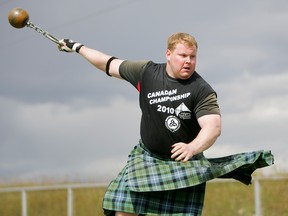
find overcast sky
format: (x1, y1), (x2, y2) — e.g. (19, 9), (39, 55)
(1, 0), (287, 182)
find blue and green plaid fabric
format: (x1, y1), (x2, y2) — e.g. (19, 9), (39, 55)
(103, 168), (206, 216)
(103, 141), (274, 215)
(126, 141), (274, 192)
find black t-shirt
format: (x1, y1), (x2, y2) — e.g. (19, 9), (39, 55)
(120, 61), (220, 156)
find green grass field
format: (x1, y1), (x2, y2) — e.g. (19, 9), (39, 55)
(0, 179), (287, 216)
(203, 179), (288, 216)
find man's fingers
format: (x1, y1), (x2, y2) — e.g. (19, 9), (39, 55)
(171, 149), (181, 159)
(182, 156), (189, 163)
(171, 143), (182, 153)
(57, 39), (66, 51)
(172, 150), (186, 161)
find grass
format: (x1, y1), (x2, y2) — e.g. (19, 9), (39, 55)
(0, 185), (107, 216)
(73, 187), (106, 216)
(0, 191), (21, 216)
(203, 181), (255, 216)
(28, 189), (67, 216)
(261, 179), (288, 216)
(0, 179), (287, 216)
(203, 179), (288, 216)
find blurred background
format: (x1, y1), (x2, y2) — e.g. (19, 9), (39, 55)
(1, 0), (287, 183)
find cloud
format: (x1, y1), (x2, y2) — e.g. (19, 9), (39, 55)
(205, 72), (288, 174)
(216, 71), (288, 112)
(1, 0), (287, 181)
(0, 96), (140, 180)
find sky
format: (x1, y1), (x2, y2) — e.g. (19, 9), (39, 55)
(1, 0), (287, 183)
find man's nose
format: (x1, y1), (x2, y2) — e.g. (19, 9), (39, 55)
(185, 56), (191, 63)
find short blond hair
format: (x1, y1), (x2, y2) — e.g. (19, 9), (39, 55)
(167, 32), (198, 51)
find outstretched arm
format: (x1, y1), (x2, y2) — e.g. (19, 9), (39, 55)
(58, 39), (124, 79)
(78, 46), (124, 79)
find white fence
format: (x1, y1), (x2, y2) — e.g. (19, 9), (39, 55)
(0, 177), (286, 216)
(0, 182), (107, 216)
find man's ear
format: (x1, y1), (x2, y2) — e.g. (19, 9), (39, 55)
(166, 49), (171, 61)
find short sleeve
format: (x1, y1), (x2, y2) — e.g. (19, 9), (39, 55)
(194, 93), (221, 119)
(119, 60), (149, 88)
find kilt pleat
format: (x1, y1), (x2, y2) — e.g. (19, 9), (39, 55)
(126, 141), (274, 192)
(103, 167), (205, 215)
(102, 141), (274, 215)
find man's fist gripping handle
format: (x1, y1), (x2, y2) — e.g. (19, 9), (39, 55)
(58, 39), (84, 53)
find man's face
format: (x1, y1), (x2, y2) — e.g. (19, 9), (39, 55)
(166, 43), (197, 80)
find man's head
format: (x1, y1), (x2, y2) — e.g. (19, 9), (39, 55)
(166, 33), (198, 80)
(167, 32), (198, 52)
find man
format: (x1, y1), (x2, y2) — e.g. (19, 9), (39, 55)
(58, 33), (273, 216)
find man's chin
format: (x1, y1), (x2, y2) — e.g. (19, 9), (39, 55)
(178, 71), (194, 80)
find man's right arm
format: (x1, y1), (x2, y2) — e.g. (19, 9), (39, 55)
(58, 39), (124, 79)
(78, 46), (124, 79)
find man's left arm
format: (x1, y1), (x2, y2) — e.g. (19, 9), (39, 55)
(171, 93), (221, 162)
(171, 114), (221, 162)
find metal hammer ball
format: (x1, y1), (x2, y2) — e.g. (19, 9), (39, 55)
(8, 8), (29, 28)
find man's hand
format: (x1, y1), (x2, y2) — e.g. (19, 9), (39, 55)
(171, 142), (194, 162)
(58, 39), (83, 53)
(171, 114), (221, 162)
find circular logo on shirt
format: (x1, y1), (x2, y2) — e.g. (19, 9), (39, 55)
(165, 115), (181, 132)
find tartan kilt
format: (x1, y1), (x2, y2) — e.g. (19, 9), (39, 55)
(103, 141), (274, 215)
